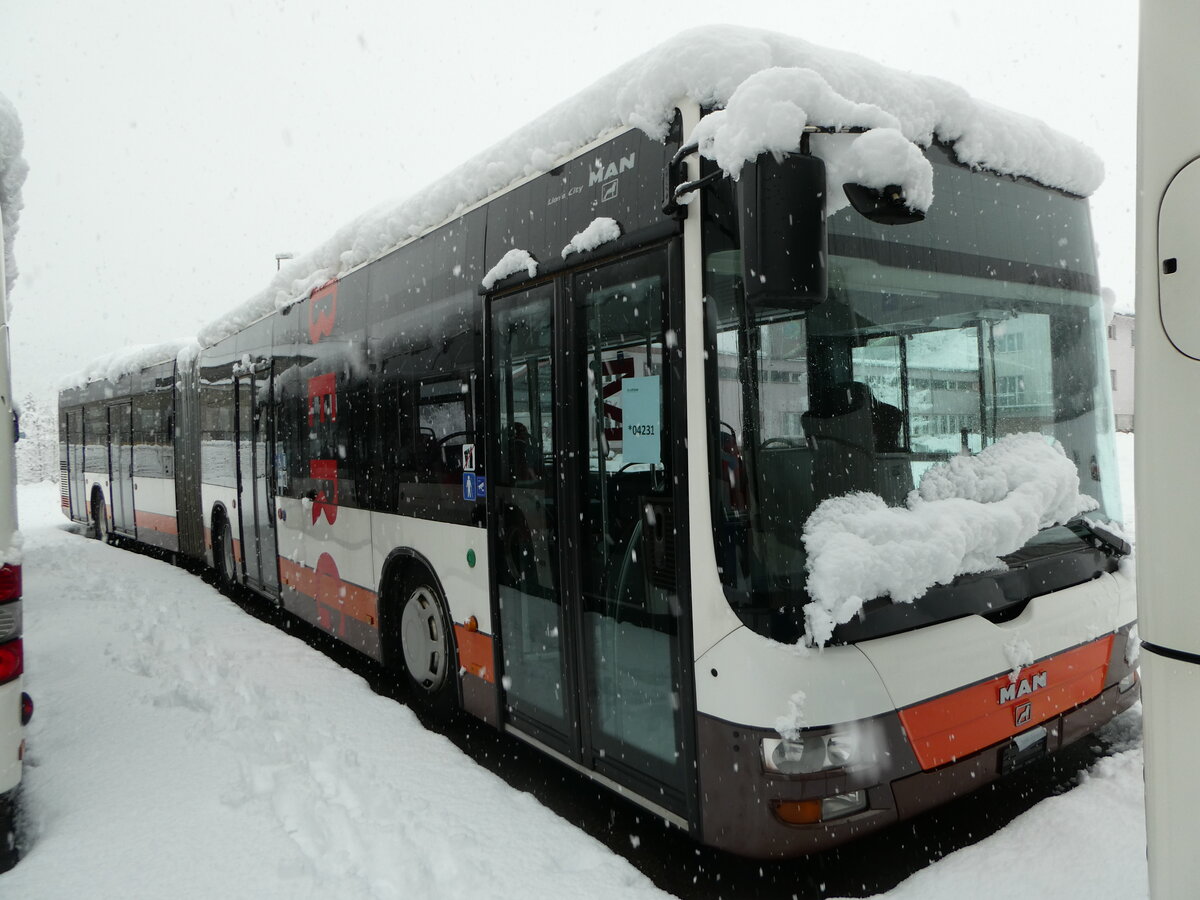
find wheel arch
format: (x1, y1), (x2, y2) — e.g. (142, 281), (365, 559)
(377, 547), (459, 680)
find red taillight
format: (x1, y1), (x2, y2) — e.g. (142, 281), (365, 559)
(0, 639), (21, 684)
(0, 565), (21, 603)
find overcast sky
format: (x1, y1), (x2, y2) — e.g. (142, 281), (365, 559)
(0, 0), (1137, 401)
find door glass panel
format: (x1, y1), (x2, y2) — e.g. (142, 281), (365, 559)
(237, 377), (262, 585)
(576, 250), (684, 788)
(253, 373), (279, 592)
(492, 284), (567, 733)
(109, 404), (134, 532)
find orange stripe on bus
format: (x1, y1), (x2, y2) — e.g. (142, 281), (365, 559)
(278, 556), (378, 627)
(897, 635), (1114, 770)
(134, 510), (179, 535)
(455, 625), (495, 684)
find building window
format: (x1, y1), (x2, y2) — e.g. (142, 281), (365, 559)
(1107, 324), (1116, 340)
(1131, 328), (1136, 347)
(1111, 369), (1118, 391)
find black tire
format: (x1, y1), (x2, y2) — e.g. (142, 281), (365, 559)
(90, 491), (109, 543)
(392, 574), (457, 714)
(213, 515), (237, 587)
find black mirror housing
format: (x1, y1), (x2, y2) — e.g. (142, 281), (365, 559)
(737, 153), (828, 309)
(843, 182), (926, 225)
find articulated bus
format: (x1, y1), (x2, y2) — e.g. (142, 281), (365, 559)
(60, 29), (1137, 857)
(1138, 1), (1200, 896)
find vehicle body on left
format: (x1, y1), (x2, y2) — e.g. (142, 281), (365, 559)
(0, 90), (31, 874)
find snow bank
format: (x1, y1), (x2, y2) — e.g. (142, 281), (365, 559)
(60, 338), (198, 390)
(803, 434), (1099, 647)
(860, 706), (1146, 900)
(196, 25), (1102, 349)
(0, 91), (28, 314)
(8, 483), (672, 899)
(562, 217), (622, 259)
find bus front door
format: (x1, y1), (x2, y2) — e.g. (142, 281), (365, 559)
(489, 246), (688, 816)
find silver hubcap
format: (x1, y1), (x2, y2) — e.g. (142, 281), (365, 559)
(400, 586), (448, 692)
(221, 523), (235, 580)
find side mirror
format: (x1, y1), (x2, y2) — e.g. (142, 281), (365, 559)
(737, 153), (828, 309)
(843, 182), (926, 226)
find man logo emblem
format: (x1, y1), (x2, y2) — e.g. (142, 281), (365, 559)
(1014, 701), (1033, 727)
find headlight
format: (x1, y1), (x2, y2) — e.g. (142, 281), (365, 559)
(763, 732), (856, 775)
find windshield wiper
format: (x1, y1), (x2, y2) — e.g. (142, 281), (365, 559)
(1068, 516), (1133, 557)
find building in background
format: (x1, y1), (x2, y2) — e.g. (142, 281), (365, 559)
(1109, 312), (1135, 431)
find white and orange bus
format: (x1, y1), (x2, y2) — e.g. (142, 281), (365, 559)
(60, 28), (1137, 857)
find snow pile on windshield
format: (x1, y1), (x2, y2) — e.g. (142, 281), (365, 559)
(562, 217), (622, 259)
(802, 433), (1099, 647)
(481, 248), (538, 291)
(687, 67), (933, 215)
(197, 25), (1101, 349)
(0, 91), (28, 314)
(62, 338), (198, 390)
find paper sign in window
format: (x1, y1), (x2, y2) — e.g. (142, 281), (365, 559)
(621, 376), (661, 465)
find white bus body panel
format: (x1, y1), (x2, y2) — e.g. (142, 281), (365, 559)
(858, 571), (1132, 710)
(0, 205), (23, 808)
(0, 681), (20, 794)
(1141, 651), (1200, 899)
(695, 627), (895, 727)
(1138, 2), (1200, 655)
(694, 570), (1133, 730)
(369, 512), (491, 634)
(1138, 3), (1200, 897)
(679, 97), (761, 662)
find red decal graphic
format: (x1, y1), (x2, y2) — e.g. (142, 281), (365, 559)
(309, 282), (338, 344)
(310, 459), (339, 525)
(600, 357), (634, 443)
(307, 373), (338, 426)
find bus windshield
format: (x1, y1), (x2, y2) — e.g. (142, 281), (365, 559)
(704, 143), (1122, 644)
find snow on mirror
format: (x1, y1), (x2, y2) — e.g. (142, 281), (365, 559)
(685, 66), (934, 218)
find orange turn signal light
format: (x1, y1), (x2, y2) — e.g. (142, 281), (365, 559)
(465, 616), (479, 633)
(772, 799), (822, 825)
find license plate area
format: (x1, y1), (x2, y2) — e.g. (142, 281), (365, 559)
(1000, 725), (1048, 774)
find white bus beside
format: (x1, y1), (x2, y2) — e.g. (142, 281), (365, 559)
(1137, 1), (1200, 896)
(0, 90), (31, 873)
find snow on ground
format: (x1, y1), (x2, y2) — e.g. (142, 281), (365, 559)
(1, 430), (1144, 899)
(1, 483), (670, 900)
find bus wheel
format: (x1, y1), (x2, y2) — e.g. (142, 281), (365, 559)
(396, 576), (456, 713)
(90, 491), (109, 543)
(214, 516), (237, 587)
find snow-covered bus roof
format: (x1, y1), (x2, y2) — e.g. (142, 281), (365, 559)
(0, 92), (28, 316)
(61, 338), (197, 392)
(192, 26), (1101, 350)
(75, 26), (1103, 375)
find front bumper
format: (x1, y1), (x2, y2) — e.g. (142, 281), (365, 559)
(695, 629), (1140, 858)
